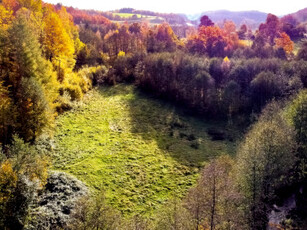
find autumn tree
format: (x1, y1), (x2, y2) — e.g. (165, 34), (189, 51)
(223, 21), (240, 54)
(199, 15), (214, 27)
(0, 13), (58, 144)
(1, 0), (19, 12)
(280, 15), (304, 40)
(198, 26), (227, 57)
(252, 32), (274, 58)
(43, 9), (75, 61)
(0, 136), (48, 229)
(18, 0), (42, 12)
(129, 22), (146, 53)
(0, 83), (16, 148)
(237, 24), (247, 40)
(274, 32), (294, 56)
(146, 23), (180, 53)
(259, 14), (280, 45)
(0, 4), (13, 30)
(186, 34), (206, 54)
(77, 27), (104, 66)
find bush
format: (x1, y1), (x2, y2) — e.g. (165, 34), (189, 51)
(69, 193), (121, 230)
(60, 84), (83, 101)
(55, 92), (73, 114)
(91, 66), (109, 85)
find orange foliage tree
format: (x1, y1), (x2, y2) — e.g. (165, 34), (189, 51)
(187, 18), (242, 57)
(274, 32), (294, 55)
(198, 25), (227, 57)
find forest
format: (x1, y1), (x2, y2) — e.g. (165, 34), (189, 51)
(0, 0), (307, 229)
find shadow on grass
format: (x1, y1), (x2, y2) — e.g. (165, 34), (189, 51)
(97, 84), (235, 168)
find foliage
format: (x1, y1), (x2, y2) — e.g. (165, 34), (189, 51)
(0, 136), (49, 229)
(0, 4), (13, 30)
(0, 12), (58, 144)
(69, 193), (121, 230)
(274, 32), (294, 55)
(288, 90), (307, 177)
(236, 102), (297, 229)
(297, 40), (307, 61)
(185, 155), (246, 230)
(0, 160), (17, 204)
(43, 10), (75, 60)
(155, 198), (193, 230)
(199, 15), (214, 27)
(250, 71), (287, 110)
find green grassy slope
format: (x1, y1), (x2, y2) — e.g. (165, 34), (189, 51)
(52, 84), (236, 216)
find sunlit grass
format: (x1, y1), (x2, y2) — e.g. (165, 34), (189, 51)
(52, 84), (236, 216)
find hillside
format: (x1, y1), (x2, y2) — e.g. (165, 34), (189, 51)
(65, 6), (189, 26)
(52, 84), (236, 216)
(282, 7), (307, 23)
(189, 10), (267, 29)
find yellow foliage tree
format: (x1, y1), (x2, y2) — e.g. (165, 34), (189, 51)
(0, 5), (13, 30)
(18, 0), (42, 12)
(43, 10), (75, 60)
(0, 161), (17, 204)
(117, 51), (125, 57)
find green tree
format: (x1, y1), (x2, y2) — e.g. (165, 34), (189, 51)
(70, 193), (122, 230)
(186, 155), (245, 230)
(250, 71), (286, 111)
(288, 90), (307, 177)
(155, 198), (193, 230)
(297, 40), (307, 61)
(236, 102), (296, 229)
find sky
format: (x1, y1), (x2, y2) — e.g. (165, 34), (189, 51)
(44, 0), (307, 16)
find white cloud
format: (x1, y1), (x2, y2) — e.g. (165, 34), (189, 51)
(44, 0), (307, 15)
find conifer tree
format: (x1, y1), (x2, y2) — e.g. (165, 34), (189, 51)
(0, 13), (58, 144)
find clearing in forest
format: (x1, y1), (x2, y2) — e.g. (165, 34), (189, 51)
(53, 84), (236, 216)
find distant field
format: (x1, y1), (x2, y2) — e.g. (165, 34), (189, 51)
(111, 13), (165, 24)
(112, 13), (142, 18)
(52, 84), (236, 216)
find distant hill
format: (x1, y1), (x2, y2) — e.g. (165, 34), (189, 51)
(282, 8), (307, 23)
(188, 10), (268, 29)
(108, 8), (189, 25)
(64, 6), (190, 26)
